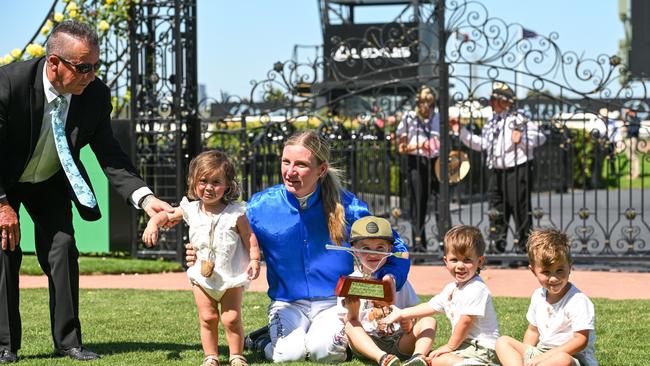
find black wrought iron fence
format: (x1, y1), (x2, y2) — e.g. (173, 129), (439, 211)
(120, 0), (650, 264)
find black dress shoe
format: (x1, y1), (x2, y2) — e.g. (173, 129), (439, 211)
(0, 349), (18, 364)
(56, 347), (100, 361)
(244, 325), (270, 353)
(247, 325), (269, 341)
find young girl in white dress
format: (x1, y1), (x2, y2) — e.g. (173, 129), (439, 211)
(143, 150), (261, 366)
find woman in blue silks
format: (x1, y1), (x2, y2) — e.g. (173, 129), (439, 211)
(187, 130), (410, 363)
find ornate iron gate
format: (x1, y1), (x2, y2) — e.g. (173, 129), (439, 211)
(192, 0), (649, 263)
(129, 0), (199, 259)
(118, 0), (649, 263)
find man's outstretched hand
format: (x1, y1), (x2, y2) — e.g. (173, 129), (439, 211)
(0, 203), (20, 251)
(142, 195), (177, 228)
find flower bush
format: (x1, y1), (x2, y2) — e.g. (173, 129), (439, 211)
(1, 0), (137, 116)
(0, 0), (135, 66)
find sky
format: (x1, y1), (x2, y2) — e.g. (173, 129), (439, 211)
(0, 0), (623, 99)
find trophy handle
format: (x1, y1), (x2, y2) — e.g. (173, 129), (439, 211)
(325, 244), (409, 259)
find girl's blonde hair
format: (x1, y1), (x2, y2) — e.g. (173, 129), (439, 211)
(285, 131), (346, 245)
(186, 150), (240, 203)
(527, 228), (572, 268)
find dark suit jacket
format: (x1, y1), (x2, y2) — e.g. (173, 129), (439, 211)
(0, 57), (146, 221)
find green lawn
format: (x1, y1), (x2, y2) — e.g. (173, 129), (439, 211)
(13, 290), (649, 365)
(19, 255), (183, 275)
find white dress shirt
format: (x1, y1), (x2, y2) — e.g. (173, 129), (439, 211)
(460, 111), (546, 169)
(18, 64), (151, 209)
(19, 67), (72, 183)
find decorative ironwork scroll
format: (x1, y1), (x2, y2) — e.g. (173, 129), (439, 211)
(129, 0), (198, 259)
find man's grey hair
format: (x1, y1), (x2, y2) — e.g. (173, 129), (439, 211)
(46, 20), (99, 57)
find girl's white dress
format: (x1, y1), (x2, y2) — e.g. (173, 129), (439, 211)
(182, 197), (250, 300)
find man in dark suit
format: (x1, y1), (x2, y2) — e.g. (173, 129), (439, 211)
(0, 21), (172, 363)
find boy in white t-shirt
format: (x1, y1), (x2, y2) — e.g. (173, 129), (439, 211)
(495, 228), (598, 366)
(341, 216), (436, 366)
(381, 225), (500, 366)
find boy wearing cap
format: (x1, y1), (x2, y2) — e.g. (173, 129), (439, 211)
(453, 82), (546, 252)
(341, 216), (436, 366)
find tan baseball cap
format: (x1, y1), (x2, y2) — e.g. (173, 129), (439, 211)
(349, 216), (394, 244)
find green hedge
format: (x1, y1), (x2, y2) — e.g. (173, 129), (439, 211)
(569, 129), (647, 189)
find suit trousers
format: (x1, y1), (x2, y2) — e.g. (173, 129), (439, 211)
(0, 171), (82, 352)
(487, 162), (533, 252)
(406, 155), (443, 250)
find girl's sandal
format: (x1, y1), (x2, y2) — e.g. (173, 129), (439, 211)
(229, 354), (249, 366)
(202, 355), (220, 366)
(379, 353), (401, 366)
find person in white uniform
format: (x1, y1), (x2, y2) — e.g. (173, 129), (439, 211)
(453, 82), (546, 252)
(397, 86), (448, 251)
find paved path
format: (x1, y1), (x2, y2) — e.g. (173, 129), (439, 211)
(19, 265), (650, 300)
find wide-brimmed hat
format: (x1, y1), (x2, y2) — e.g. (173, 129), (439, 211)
(435, 150), (471, 184)
(491, 82), (515, 103)
(350, 216), (394, 244)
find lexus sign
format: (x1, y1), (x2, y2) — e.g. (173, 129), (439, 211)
(324, 22), (419, 82)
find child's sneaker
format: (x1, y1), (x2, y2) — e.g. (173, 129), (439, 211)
(403, 353), (427, 366)
(379, 353), (401, 366)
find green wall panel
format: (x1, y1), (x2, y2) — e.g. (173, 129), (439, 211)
(19, 147), (110, 253)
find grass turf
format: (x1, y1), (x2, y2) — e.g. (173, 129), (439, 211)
(11, 290), (649, 365)
(19, 255), (183, 275)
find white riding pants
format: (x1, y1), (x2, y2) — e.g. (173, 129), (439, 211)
(264, 298), (348, 363)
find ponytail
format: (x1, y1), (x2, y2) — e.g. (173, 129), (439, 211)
(320, 166), (346, 245)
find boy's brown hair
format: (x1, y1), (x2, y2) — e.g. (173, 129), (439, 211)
(443, 225), (486, 257)
(527, 228), (572, 268)
(186, 150), (240, 203)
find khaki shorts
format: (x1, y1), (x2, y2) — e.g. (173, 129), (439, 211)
(524, 345), (590, 366)
(451, 339), (497, 365)
(351, 331), (412, 360)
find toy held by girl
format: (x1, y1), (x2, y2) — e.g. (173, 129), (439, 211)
(143, 150), (261, 366)
(381, 225), (500, 366)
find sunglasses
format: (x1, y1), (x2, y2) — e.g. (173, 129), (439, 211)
(55, 54), (100, 74)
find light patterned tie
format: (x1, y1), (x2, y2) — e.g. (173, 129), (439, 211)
(51, 96), (97, 208)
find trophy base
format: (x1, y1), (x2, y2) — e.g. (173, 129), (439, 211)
(334, 276), (393, 303)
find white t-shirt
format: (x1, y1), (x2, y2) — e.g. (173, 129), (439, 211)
(527, 284), (598, 365)
(338, 270), (420, 337)
(182, 197), (250, 292)
(427, 275), (500, 349)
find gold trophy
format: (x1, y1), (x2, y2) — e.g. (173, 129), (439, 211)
(325, 244), (409, 302)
